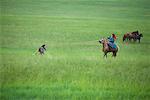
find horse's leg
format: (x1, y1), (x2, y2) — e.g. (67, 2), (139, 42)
(131, 38), (133, 42)
(104, 52), (107, 58)
(123, 37), (124, 42)
(133, 38), (136, 42)
(127, 37), (129, 41)
(129, 37), (131, 42)
(112, 51), (117, 57)
(123, 36), (126, 42)
(139, 38), (140, 43)
(112, 52), (115, 57)
(104, 53), (106, 58)
(105, 53), (107, 58)
(114, 52), (117, 57)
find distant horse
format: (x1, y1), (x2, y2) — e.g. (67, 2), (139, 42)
(99, 38), (118, 57)
(38, 44), (46, 55)
(123, 31), (143, 43)
(123, 32), (132, 41)
(134, 34), (143, 43)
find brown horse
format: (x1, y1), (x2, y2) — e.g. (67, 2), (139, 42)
(123, 31), (143, 43)
(99, 38), (118, 57)
(123, 32), (133, 41)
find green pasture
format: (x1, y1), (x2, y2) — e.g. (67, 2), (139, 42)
(0, 0), (150, 99)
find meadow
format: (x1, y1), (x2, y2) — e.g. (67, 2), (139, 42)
(0, 0), (150, 99)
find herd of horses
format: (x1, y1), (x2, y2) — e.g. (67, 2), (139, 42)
(99, 31), (143, 58)
(37, 31), (143, 58)
(123, 31), (143, 43)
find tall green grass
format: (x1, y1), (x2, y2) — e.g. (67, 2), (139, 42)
(0, 0), (150, 99)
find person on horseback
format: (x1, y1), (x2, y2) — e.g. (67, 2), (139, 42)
(107, 33), (117, 49)
(112, 33), (117, 41)
(98, 38), (118, 57)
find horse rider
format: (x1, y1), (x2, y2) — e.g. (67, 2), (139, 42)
(107, 33), (117, 49)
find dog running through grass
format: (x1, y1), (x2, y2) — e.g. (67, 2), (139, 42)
(33, 44), (46, 55)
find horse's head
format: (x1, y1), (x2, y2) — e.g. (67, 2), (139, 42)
(99, 38), (103, 44)
(139, 34), (143, 37)
(41, 44), (46, 50)
(99, 39), (102, 43)
(99, 38), (107, 44)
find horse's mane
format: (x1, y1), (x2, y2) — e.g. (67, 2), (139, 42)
(103, 38), (109, 43)
(132, 30), (139, 34)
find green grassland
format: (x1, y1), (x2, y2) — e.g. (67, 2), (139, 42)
(0, 0), (150, 99)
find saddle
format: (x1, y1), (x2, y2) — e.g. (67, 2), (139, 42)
(108, 42), (117, 49)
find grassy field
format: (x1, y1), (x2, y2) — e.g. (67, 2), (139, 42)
(0, 0), (150, 99)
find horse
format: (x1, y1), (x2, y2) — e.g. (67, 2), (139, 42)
(134, 34), (143, 43)
(123, 33), (129, 42)
(99, 38), (118, 58)
(130, 30), (141, 41)
(38, 44), (46, 55)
